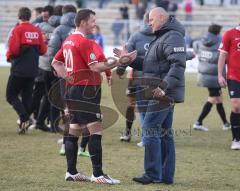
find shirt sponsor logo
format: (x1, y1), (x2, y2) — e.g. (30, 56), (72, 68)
(90, 53), (96, 60)
(200, 50), (213, 59)
(24, 32), (39, 39)
(173, 47), (185, 52)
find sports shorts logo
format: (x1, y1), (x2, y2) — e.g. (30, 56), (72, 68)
(90, 53), (96, 60)
(230, 91), (234, 96)
(25, 32), (39, 39)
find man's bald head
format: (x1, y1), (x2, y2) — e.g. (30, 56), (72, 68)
(149, 7), (169, 32)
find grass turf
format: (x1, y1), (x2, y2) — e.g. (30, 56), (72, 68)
(0, 67), (239, 191)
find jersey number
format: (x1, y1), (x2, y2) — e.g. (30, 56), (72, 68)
(63, 49), (73, 72)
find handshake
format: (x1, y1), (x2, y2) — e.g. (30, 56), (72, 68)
(106, 46), (137, 67)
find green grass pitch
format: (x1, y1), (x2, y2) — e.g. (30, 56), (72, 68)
(0, 67), (239, 191)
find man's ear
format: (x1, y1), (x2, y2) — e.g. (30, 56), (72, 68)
(80, 20), (86, 27)
(159, 15), (164, 23)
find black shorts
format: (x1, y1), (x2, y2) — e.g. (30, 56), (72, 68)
(227, 80), (240, 98)
(66, 85), (101, 124)
(208, 88), (222, 97)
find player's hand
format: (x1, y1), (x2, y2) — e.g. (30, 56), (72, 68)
(218, 75), (227, 88)
(152, 87), (165, 98)
(64, 75), (74, 83)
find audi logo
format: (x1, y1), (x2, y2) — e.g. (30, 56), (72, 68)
(25, 32), (39, 39)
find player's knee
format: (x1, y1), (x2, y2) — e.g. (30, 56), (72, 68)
(87, 121), (102, 135)
(69, 124), (88, 137)
(231, 99), (240, 113)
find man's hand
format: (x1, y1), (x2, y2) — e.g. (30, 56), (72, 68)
(152, 87), (165, 98)
(218, 75), (227, 88)
(118, 50), (137, 65)
(113, 45), (128, 58)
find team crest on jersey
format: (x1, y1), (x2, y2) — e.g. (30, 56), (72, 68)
(90, 53), (96, 60)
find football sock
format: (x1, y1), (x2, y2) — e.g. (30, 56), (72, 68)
(197, 102), (213, 124)
(65, 134), (79, 175)
(88, 134), (103, 177)
(80, 136), (89, 152)
(230, 112), (240, 141)
(126, 106), (135, 134)
(216, 103), (227, 124)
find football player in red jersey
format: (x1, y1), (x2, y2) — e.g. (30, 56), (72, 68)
(218, 25), (240, 150)
(52, 9), (136, 184)
(6, 7), (47, 134)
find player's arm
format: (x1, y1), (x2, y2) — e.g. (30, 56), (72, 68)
(51, 47), (72, 81)
(218, 51), (227, 87)
(217, 31), (230, 88)
(51, 59), (67, 78)
(6, 28), (21, 61)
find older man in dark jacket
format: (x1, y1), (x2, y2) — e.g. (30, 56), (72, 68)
(128, 7), (186, 184)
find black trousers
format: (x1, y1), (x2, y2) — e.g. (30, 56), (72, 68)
(31, 81), (45, 119)
(37, 71), (60, 129)
(6, 75), (34, 122)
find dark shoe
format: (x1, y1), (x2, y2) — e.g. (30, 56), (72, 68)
(162, 180), (173, 185)
(18, 120), (31, 135)
(132, 175), (153, 185)
(36, 124), (51, 132)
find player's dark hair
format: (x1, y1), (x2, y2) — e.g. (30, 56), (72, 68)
(208, 24), (222, 35)
(75, 9), (96, 27)
(18, 7), (31, 21)
(42, 5), (54, 16)
(34, 7), (43, 15)
(53, 5), (63, 16)
(62, 4), (77, 14)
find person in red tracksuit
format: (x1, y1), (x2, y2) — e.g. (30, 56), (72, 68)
(6, 7), (47, 134)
